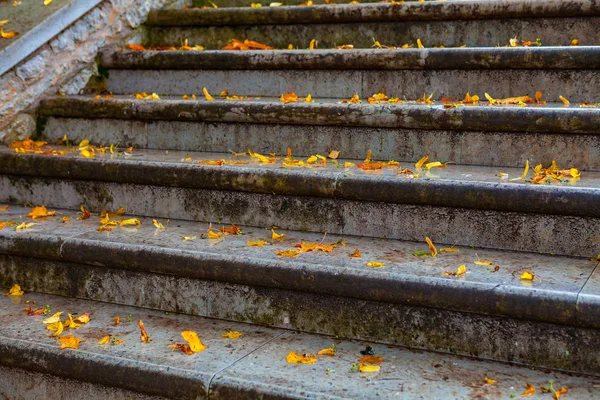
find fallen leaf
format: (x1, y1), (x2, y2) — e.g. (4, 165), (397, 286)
(425, 161), (447, 169)
(417, 38), (424, 48)
(317, 347), (336, 356)
(0, 205), (8, 211)
(309, 39), (318, 50)
(570, 39), (579, 46)
(73, 312), (90, 324)
(27, 206), (55, 219)
(44, 0), (52, 6)
(485, 377), (497, 384)
(58, 334), (82, 350)
(474, 260), (493, 266)
(153, 219), (166, 229)
(112, 316), (120, 326)
(521, 271), (535, 281)
(246, 240), (268, 246)
(120, 218), (141, 226)
(139, 320), (151, 343)
(220, 224), (241, 235)
(272, 229), (285, 240)
(275, 249), (301, 257)
(305, 94), (314, 103)
(366, 261), (385, 268)
(207, 223), (222, 239)
(442, 265), (467, 276)
(439, 247), (459, 253)
(127, 43), (145, 51)
(43, 312), (63, 324)
(16, 222), (37, 230)
(521, 383), (535, 396)
(170, 343), (193, 355)
(135, 92), (160, 100)
(358, 355), (384, 364)
(221, 331), (243, 339)
(359, 364), (380, 372)
(510, 160), (529, 181)
(342, 93), (361, 104)
(553, 387), (568, 400)
(98, 336), (110, 345)
(295, 241), (336, 253)
(0, 29), (18, 39)
(425, 237), (437, 257)
(182, 235), (197, 241)
(350, 248), (362, 258)
(328, 150), (340, 159)
(559, 95), (570, 105)
(415, 155), (429, 169)
(5, 284), (24, 296)
(286, 351), (317, 364)
(0, 20), (9, 27)
(182, 330), (207, 352)
(462, 92), (480, 103)
(203, 87), (214, 101)
(280, 91), (299, 104)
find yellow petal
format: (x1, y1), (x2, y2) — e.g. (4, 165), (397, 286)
(509, 160), (529, 181)
(221, 331), (243, 339)
(203, 87), (214, 101)
(182, 330), (207, 352)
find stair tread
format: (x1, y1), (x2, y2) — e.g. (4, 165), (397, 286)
(101, 47), (600, 70)
(1, 205), (599, 327)
(1, 291), (598, 399)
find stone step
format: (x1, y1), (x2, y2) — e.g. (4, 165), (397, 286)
(1, 209), (599, 374)
(144, 0), (600, 49)
(0, 148), (598, 257)
(39, 96), (600, 170)
(96, 48), (600, 102)
(1, 292), (598, 399)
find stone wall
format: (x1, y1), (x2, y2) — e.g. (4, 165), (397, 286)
(0, 0), (170, 143)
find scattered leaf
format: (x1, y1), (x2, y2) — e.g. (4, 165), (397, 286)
(570, 39), (579, 46)
(170, 343), (193, 355)
(182, 330), (207, 352)
(559, 95), (570, 105)
(328, 150), (340, 159)
(98, 336), (110, 345)
(521, 383), (535, 396)
(359, 364), (380, 372)
(366, 261), (385, 268)
(280, 91), (299, 104)
(287, 351), (317, 364)
(139, 320), (151, 343)
(246, 240), (268, 247)
(485, 377), (497, 384)
(553, 388), (568, 400)
(358, 355), (384, 364)
(317, 347), (336, 356)
(203, 87), (214, 101)
(442, 265), (467, 276)
(509, 160), (529, 181)
(415, 155), (428, 169)
(47, 321), (64, 337)
(275, 249), (301, 257)
(474, 260), (493, 266)
(127, 43), (145, 51)
(16, 222), (37, 230)
(425, 237), (437, 257)
(43, 312), (63, 324)
(350, 248), (362, 258)
(272, 229), (285, 240)
(27, 206), (55, 219)
(112, 316), (120, 326)
(58, 334), (82, 350)
(5, 284), (24, 296)
(182, 235), (197, 241)
(521, 271), (535, 281)
(120, 218), (141, 226)
(0, 29), (18, 39)
(153, 219), (166, 229)
(309, 39), (318, 50)
(221, 331), (243, 339)
(439, 247), (459, 253)
(416, 38), (424, 48)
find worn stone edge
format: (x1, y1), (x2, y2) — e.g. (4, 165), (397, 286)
(100, 47), (600, 70)
(0, 232), (591, 328)
(1, 151), (599, 218)
(145, 0), (600, 26)
(0, 0), (103, 76)
(37, 97), (600, 135)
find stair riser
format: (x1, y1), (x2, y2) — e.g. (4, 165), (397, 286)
(42, 117), (600, 170)
(2, 254), (599, 375)
(146, 18), (600, 49)
(105, 68), (600, 102)
(1, 175), (598, 256)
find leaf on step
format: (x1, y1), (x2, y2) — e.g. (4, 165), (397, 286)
(134, 92), (160, 100)
(182, 94), (196, 100)
(474, 260), (493, 266)
(357, 162), (384, 170)
(182, 235), (197, 241)
(275, 249), (301, 257)
(309, 39), (318, 50)
(120, 218), (141, 227)
(5, 284), (24, 296)
(27, 206), (55, 219)
(358, 355), (383, 364)
(366, 261), (385, 268)
(415, 155), (428, 169)
(112, 316), (120, 326)
(58, 334), (82, 350)
(439, 247), (459, 253)
(416, 92), (434, 105)
(203, 87), (214, 101)
(0, 29), (18, 38)
(304, 94), (314, 103)
(248, 149), (277, 163)
(559, 95), (570, 105)
(170, 343), (193, 355)
(349, 248), (362, 258)
(16, 222), (37, 230)
(153, 219), (166, 229)
(484, 377), (496, 384)
(139, 320), (151, 343)
(287, 351), (317, 364)
(98, 336), (110, 345)
(77, 206), (91, 220)
(43, 312), (63, 324)
(509, 160), (529, 181)
(553, 387), (568, 400)
(413, 251), (430, 257)
(520, 271), (535, 281)
(492, 95), (535, 105)
(317, 347), (335, 356)
(359, 364), (380, 372)
(462, 92), (480, 103)
(221, 331), (243, 339)
(521, 383), (535, 396)
(328, 150), (340, 159)
(246, 240), (268, 247)
(220, 224), (241, 235)
(441, 265), (466, 276)
(127, 43), (145, 51)
(295, 241), (337, 253)
(0, 205), (8, 211)
(425, 237), (437, 257)
(336, 44), (354, 49)
(46, 321), (64, 337)
(344, 162), (356, 168)
(271, 229), (285, 240)
(416, 38), (424, 48)
(182, 330), (207, 352)
(280, 91), (299, 104)
(73, 312), (90, 325)
(425, 161), (447, 170)
(207, 223), (222, 239)
(341, 94), (361, 104)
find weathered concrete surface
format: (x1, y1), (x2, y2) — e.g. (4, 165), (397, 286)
(102, 68), (600, 102)
(0, 365), (168, 400)
(41, 116), (600, 170)
(101, 47), (600, 70)
(1, 148), (599, 218)
(1, 175), (599, 256)
(0, 292), (283, 400)
(39, 97), (600, 134)
(147, 0), (600, 26)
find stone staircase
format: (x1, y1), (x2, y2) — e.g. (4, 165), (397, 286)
(1, 0), (600, 398)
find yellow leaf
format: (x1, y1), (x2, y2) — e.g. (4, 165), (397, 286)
(416, 38), (424, 48)
(182, 235), (197, 241)
(45, 321), (62, 332)
(344, 162), (356, 168)
(364, 149), (372, 163)
(439, 247), (459, 253)
(415, 155), (428, 169)
(559, 95), (570, 105)
(359, 364), (380, 372)
(73, 312), (90, 324)
(5, 284), (24, 296)
(47, 321), (64, 337)
(98, 336), (110, 345)
(58, 334), (82, 350)
(208, 229), (222, 239)
(366, 261), (385, 268)
(221, 331), (243, 339)
(521, 383), (535, 396)
(553, 388), (568, 400)
(152, 219), (166, 229)
(521, 271), (535, 281)
(425, 237), (437, 257)
(305, 94), (314, 103)
(328, 150), (340, 159)
(306, 155), (318, 164)
(442, 265), (466, 276)
(16, 222), (37, 230)
(509, 160), (529, 181)
(27, 205), (55, 219)
(484, 93), (496, 105)
(287, 351), (317, 364)
(570, 39), (579, 46)
(350, 248), (362, 258)
(309, 39), (318, 50)
(275, 249), (301, 257)
(474, 260), (493, 266)
(182, 330), (207, 352)
(569, 168), (581, 178)
(425, 161), (446, 170)
(0, 205), (8, 211)
(509, 37), (518, 47)
(120, 218), (141, 226)
(0, 20), (9, 27)
(317, 347), (336, 356)
(280, 92), (299, 104)
(0, 29), (18, 39)
(485, 377), (496, 384)
(43, 312), (63, 324)
(203, 87), (214, 101)
(358, 355), (384, 364)
(246, 240), (268, 247)
(44, 0), (52, 6)
(272, 229), (285, 240)
(139, 320), (151, 343)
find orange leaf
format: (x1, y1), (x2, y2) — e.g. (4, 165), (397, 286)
(271, 229), (285, 240)
(98, 336), (110, 345)
(425, 237), (437, 257)
(521, 383), (535, 396)
(357, 162), (384, 170)
(317, 347), (336, 356)
(275, 249), (301, 257)
(27, 205), (55, 219)
(170, 343), (193, 355)
(280, 92), (299, 104)
(58, 334), (82, 350)
(0, 29), (18, 39)
(287, 351), (317, 364)
(350, 248), (362, 258)
(127, 43), (145, 51)
(139, 320), (151, 343)
(358, 355), (384, 364)
(553, 388), (568, 400)
(203, 87), (214, 101)
(220, 224), (241, 235)
(182, 330), (207, 352)
(5, 284), (24, 296)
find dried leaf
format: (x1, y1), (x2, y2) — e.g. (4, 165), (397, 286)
(350, 248), (362, 258)
(415, 155), (429, 169)
(286, 351), (317, 364)
(280, 92), (299, 104)
(521, 271), (535, 281)
(58, 334), (82, 350)
(521, 383), (535, 396)
(139, 320), (151, 343)
(359, 364), (380, 372)
(112, 316), (120, 326)
(27, 206), (55, 219)
(220, 224), (241, 235)
(182, 330), (207, 352)
(127, 43), (145, 51)
(559, 95), (570, 105)
(153, 219), (166, 229)
(16, 222), (37, 230)
(553, 388), (568, 400)
(510, 160), (529, 181)
(328, 150), (340, 159)
(358, 355), (384, 364)
(120, 218), (141, 226)
(275, 249), (301, 257)
(221, 331), (242, 339)
(309, 39), (318, 50)
(43, 312), (63, 324)
(0, 29), (18, 39)
(98, 336), (110, 345)
(570, 39), (579, 46)
(425, 237), (437, 257)
(474, 260), (493, 266)
(485, 377), (497, 384)
(462, 92), (480, 103)
(305, 94), (314, 103)
(73, 312), (90, 324)
(182, 235), (197, 241)
(246, 240), (268, 247)
(272, 229), (285, 240)
(317, 347), (335, 356)
(5, 284), (24, 296)
(170, 343), (193, 355)
(208, 223), (222, 239)
(439, 247), (459, 253)
(416, 38), (424, 48)
(442, 265), (467, 276)
(203, 87), (214, 101)
(77, 205), (91, 220)
(366, 261), (385, 268)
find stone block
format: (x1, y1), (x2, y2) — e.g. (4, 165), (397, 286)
(15, 50), (49, 83)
